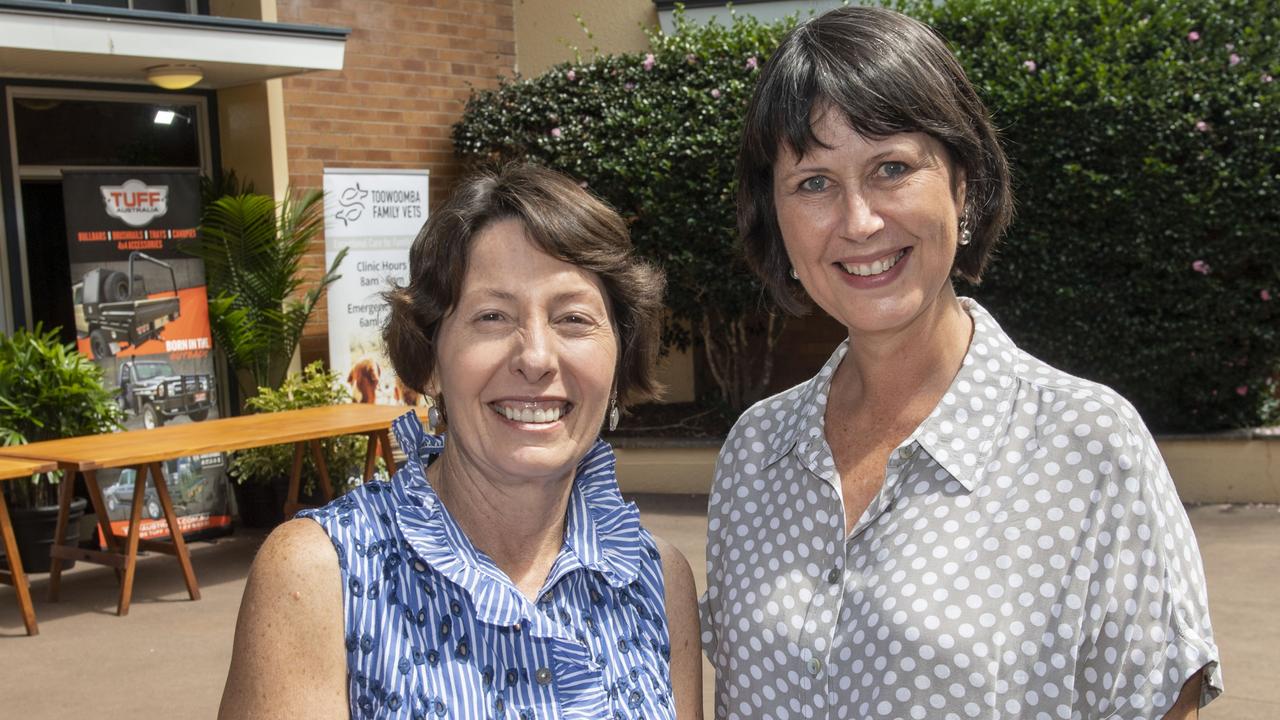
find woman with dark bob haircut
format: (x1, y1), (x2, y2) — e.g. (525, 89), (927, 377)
(221, 164), (703, 719)
(701, 7), (1221, 719)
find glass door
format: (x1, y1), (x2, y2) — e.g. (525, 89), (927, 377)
(3, 87), (211, 334)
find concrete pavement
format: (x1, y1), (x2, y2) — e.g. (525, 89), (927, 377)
(1, 500), (1275, 719)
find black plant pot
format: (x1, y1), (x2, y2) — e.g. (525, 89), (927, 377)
(8, 497), (88, 574)
(232, 481), (283, 529)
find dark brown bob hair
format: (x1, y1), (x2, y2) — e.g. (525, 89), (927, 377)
(383, 163), (665, 407)
(738, 6), (1013, 315)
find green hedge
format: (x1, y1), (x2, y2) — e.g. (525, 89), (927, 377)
(455, 0), (1279, 432)
(455, 10), (793, 409)
(905, 0), (1279, 431)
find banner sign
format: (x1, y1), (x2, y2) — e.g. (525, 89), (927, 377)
(323, 168), (429, 406)
(61, 170), (231, 541)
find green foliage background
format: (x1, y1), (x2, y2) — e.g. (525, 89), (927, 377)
(454, 0), (1279, 432)
(0, 325), (123, 507)
(229, 361), (379, 493)
(902, 0), (1280, 432)
(185, 190), (346, 409)
(455, 10), (792, 409)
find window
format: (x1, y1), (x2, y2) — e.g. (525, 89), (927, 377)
(13, 97), (201, 168)
(49, 0), (197, 13)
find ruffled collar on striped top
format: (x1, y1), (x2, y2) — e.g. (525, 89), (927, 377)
(386, 410), (645, 631)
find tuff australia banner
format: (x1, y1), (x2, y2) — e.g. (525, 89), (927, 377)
(322, 168), (429, 406)
(61, 170), (231, 541)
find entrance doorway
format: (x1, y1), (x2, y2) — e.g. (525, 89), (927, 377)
(20, 181), (74, 343)
(3, 87), (211, 333)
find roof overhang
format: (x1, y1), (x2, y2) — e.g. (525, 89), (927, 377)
(0, 0), (348, 89)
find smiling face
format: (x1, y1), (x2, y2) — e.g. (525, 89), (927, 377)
(433, 218), (618, 486)
(773, 110), (967, 339)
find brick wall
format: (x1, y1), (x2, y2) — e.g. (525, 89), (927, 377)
(274, 0), (515, 364)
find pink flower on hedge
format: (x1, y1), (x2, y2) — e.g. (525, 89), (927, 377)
(745, 56), (758, 71)
(710, 88), (722, 99)
(566, 70), (576, 82)
(1195, 120), (1210, 132)
(1192, 259), (1211, 274)
(1236, 385), (1249, 396)
(1229, 53), (1241, 66)
(624, 81), (635, 91)
(1023, 60), (1037, 73)
(550, 127), (562, 139)
(642, 53), (656, 72)
(1187, 30), (1201, 42)
(578, 180), (589, 189)
(1265, 74), (1274, 83)
(1262, 289), (1273, 301)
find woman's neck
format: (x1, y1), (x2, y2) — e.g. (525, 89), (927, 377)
(832, 289), (973, 419)
(427, 446), (574, 601)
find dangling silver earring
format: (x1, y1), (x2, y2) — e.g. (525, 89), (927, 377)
(958, 216), (973, 246)
(789, 266), (799, 280)
(607, 393), (620, 432)
(427, 399), (444, 434)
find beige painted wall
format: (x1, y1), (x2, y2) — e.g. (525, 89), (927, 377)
(216, 83), (277, 194)
(617, 437), (1280, 504)
(514, 0), (656, 76)
(1159, 437), (1280, 505)
(210, 0), (289, 199)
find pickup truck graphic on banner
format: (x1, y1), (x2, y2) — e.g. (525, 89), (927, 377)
(61, 170), (231, 541)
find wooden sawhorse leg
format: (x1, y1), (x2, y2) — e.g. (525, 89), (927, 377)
(51, 469), (132, 604)
(47, 468), (76, 602)
(0, 492), (37, 635)
(282, 440), (337, 518)
(360, 429), (397, 482)
(81, 469), (123, 585)
(116, 463), (200, 615)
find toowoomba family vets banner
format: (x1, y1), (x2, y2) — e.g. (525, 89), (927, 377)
(61, 170), (231, 541)
(322, 168), (429, 407)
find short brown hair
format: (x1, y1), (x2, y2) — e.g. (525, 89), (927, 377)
(738, 6), (1014, 315)
(384, 163), (666, 406)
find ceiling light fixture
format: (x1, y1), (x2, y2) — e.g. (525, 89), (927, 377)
(146, 64), (204, 90)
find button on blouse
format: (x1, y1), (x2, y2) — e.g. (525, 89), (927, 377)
(699, 299), (1223, 720)
(301, 412), (676, 719)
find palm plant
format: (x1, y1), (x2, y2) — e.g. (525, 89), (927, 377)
(185, 190), (347, 408)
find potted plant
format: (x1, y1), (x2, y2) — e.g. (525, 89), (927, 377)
(183, 188), (347, 410)
(0, 324), (124, 571)
(229, 361), (383, 527)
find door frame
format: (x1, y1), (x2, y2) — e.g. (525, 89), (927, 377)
(1, 83), (213, 332)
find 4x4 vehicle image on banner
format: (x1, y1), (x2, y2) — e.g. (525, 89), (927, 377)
(61, 170), (231, 540)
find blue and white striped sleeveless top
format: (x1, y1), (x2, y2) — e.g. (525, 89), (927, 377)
(299, 411), (676, 720)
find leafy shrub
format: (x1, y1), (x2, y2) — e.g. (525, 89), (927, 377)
(454, 9), (794, 409)
(900, 0), (1279, 431)
(0, 325), (123, 507)
(230, 361), (379, 494)
(456, 0), (1278, 432)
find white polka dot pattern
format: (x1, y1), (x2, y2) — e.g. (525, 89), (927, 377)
(699, 299), (1223, 719)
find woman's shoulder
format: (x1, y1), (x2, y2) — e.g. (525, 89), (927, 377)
(300, 477), (401, 532)
(1004, 342), (1153, 440)
(255, 517), (342, 579)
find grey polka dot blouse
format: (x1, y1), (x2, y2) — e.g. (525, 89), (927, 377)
(700, 299), (1222, 719)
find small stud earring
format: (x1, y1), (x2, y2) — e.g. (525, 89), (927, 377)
(427, 401), (444, 434)
(789, 267), (799, 280)
(607, 393), (620, 432)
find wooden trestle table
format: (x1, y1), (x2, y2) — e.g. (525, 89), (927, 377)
(0, 456), (58, 635)
(0, 403), (413, 617)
